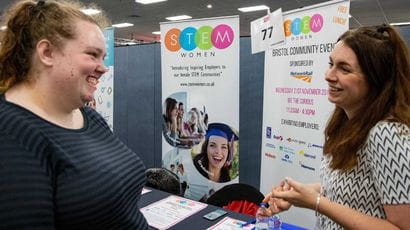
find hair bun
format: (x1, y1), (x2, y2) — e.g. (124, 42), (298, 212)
(376, 24), (389, 34)
(37, 0), (46, 7)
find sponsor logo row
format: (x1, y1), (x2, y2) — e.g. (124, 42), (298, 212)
(265, 145), (317, 159)
(264, 152), (317, 171)
(265, 126), (323, 148)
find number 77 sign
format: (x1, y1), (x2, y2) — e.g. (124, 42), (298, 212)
(251, 8), (285, 54)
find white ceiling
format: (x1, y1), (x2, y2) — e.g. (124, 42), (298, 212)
(1, 0), (410, 43)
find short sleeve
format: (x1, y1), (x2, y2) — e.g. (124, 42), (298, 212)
(0, 134), (55, 229)
(367, 122), (410, 204)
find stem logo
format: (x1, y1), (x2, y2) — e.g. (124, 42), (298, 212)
(284, 14), (324, 37)
(165, 24), (234, 52)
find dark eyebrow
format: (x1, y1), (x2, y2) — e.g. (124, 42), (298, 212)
(329, 56), (352, 67)
(209, 141), (228, 146)
(337, 61), (352, 67)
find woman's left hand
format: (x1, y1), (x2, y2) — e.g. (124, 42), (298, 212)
(271, 177), (318, 210)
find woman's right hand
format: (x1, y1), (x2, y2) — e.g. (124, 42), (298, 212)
(262, 180), (292, 216)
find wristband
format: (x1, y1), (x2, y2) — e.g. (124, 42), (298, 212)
(315, 193), (321, 216)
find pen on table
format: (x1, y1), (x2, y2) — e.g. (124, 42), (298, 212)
(241, 218), (256, 227)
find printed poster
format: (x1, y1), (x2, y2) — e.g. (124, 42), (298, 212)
(90, 27), (114, 130)
(160, 16), (239, 201)
(260, 0), (350, 228)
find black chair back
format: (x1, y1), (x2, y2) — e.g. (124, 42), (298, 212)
(145, 168), (182, 196)
(206, 183), (264, 207)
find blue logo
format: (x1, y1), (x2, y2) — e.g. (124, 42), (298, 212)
(281, 154), (293, 163)
(266, 127), (272, 139)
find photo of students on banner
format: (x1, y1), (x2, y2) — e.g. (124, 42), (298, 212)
(192, 123), (239, 183)
(162, 94), (208, 148)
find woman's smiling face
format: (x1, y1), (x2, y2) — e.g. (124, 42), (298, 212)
(51, 20), (107, 108)
(206, 136), (229, 170)
(325, 41), (369, 118)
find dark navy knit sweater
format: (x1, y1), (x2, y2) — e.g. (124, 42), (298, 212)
(0, 95), (148, 229)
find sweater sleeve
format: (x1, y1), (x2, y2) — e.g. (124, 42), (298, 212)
(0, 134), (55, 229)
(368, 122), (410, 204)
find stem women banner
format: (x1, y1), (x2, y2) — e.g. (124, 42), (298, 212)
(260, 0), (349, 228)
(160, 16), (239, 201)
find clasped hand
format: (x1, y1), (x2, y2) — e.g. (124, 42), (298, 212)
(260, 177), (320, 217)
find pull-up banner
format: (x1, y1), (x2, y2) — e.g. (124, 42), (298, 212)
(160, 16), (240, 201)
(260, 0), (350, 228)
(93, 27), (114, 130)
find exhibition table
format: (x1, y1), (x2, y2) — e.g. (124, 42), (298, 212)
(139, 187), (306, 230)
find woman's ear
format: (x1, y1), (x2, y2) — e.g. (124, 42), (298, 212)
(36, 39), (55, 67)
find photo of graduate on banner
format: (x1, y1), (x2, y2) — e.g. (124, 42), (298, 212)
(192, 123), (239, 183)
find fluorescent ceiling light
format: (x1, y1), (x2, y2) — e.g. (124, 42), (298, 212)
(166, 15), (192, 21)
(238, 5), (269, 12)
(112, 23), (134, 28)
(135, 0), (167, 4)
(152, 31), (161, 35)
(115, 41), (138, 46)
(390, 22), (410, 26)
(81, 8), (101, 15)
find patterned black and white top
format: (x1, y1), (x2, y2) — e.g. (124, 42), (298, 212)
(318, 121), (410, 229)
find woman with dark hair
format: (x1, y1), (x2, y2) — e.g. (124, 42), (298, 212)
(163, 97), (178, 133)
(193, 123), (238, 183)
(264, 25), (410, 229)
(162, 97), (179, 146)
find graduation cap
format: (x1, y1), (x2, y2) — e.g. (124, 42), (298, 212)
(205, 123), (239, 141)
